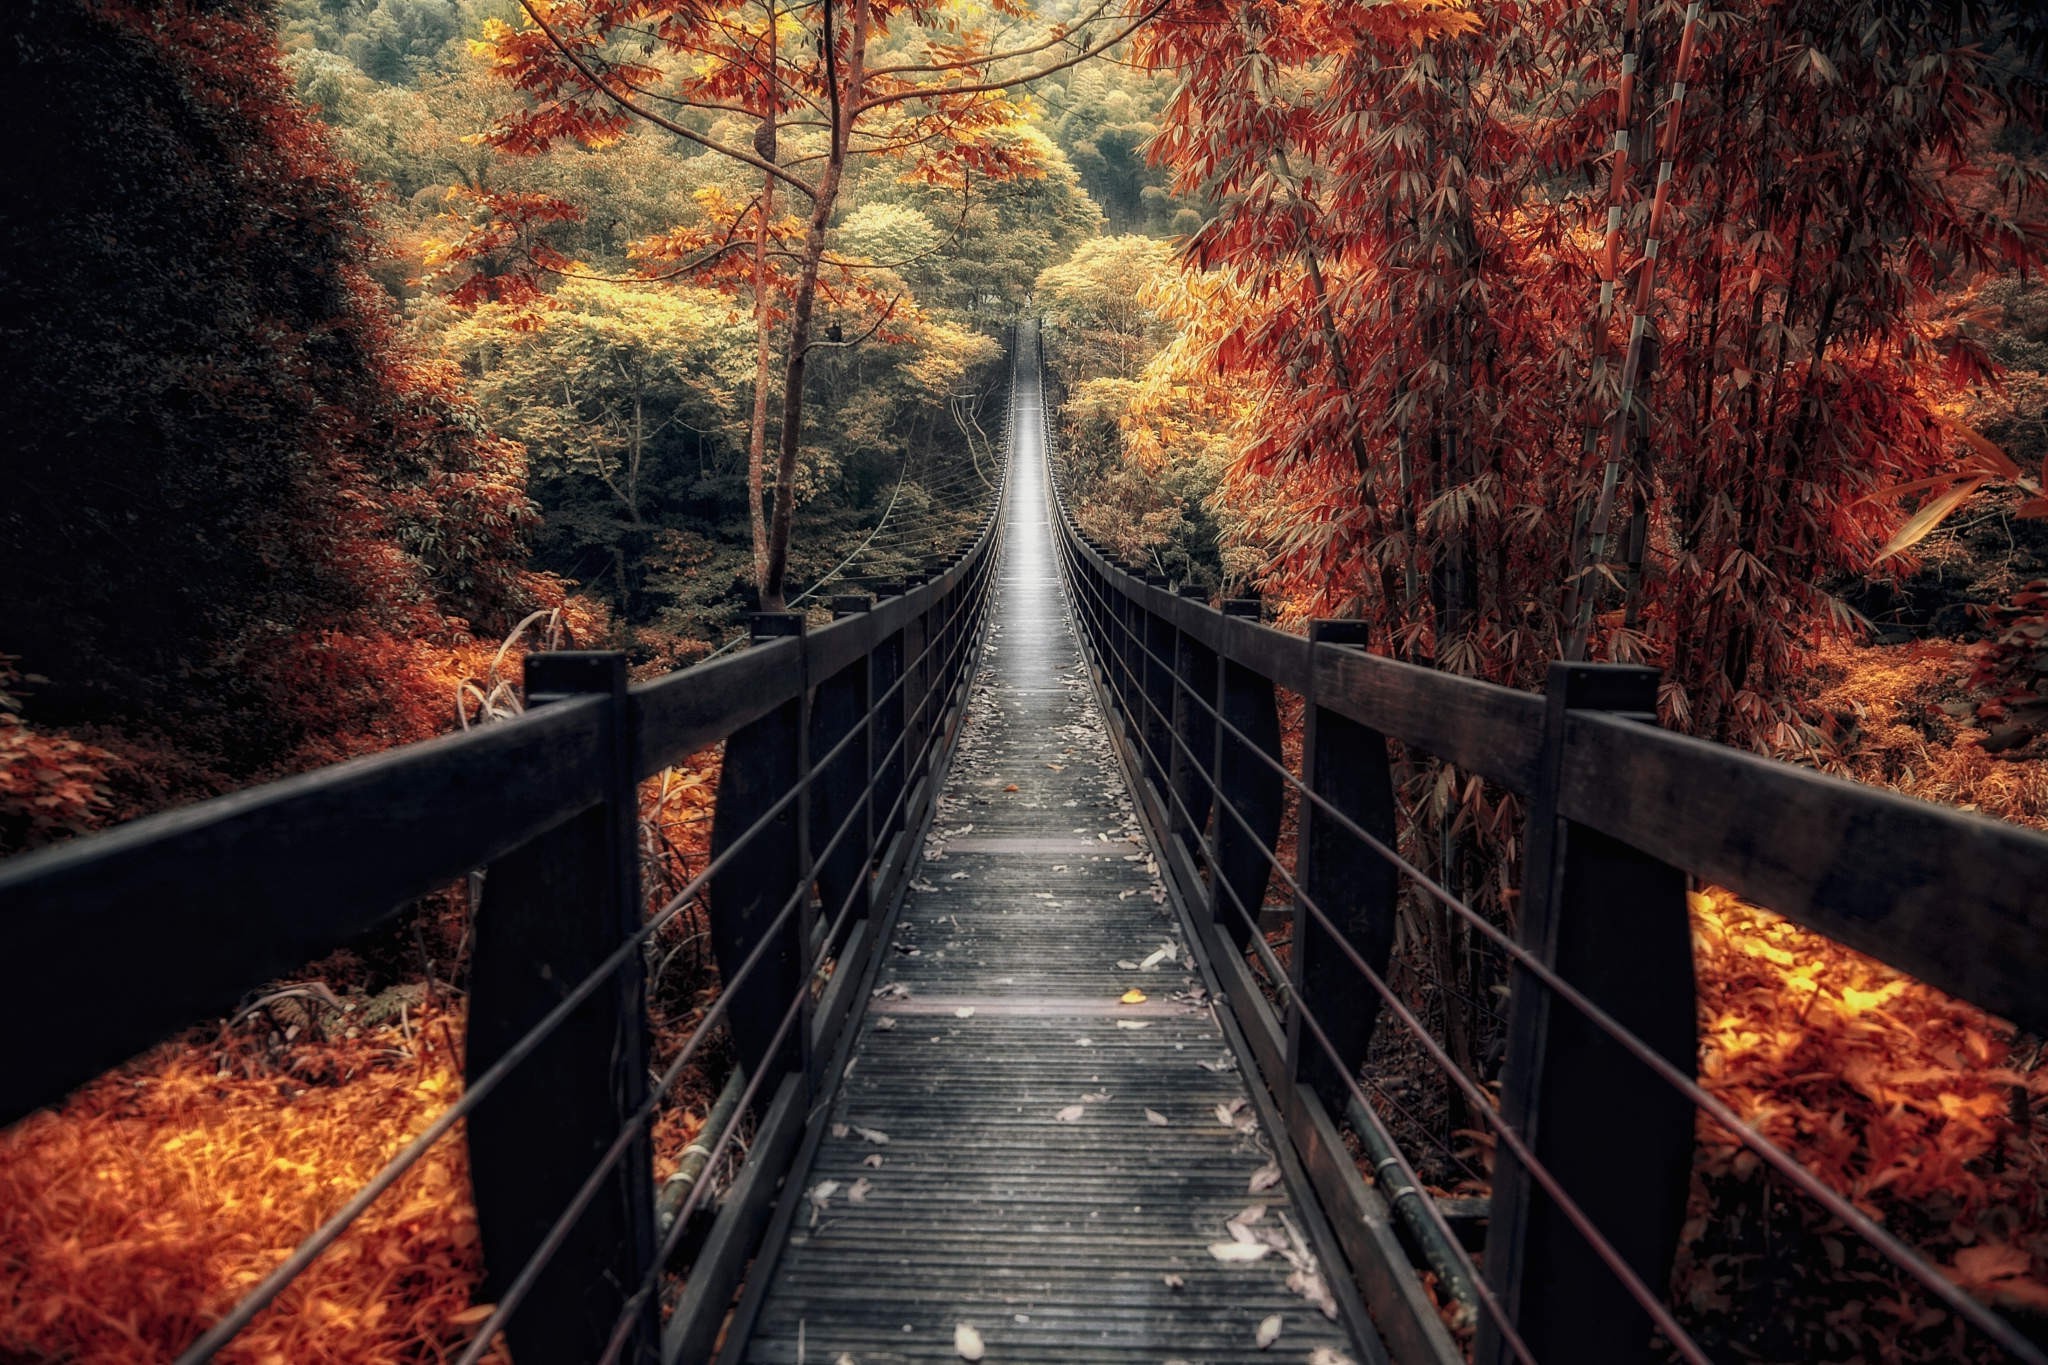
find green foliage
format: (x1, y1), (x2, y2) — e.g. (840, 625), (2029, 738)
(1035, 63), (1188, 235)
(1037, 236), (1232, 586)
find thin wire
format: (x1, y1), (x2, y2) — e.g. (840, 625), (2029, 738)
(1060, 559), (1527, 1361)
(178, 513), (999, 1365)
(1056, 482), (2048, 1365)
(454, 541), (1000, 1363)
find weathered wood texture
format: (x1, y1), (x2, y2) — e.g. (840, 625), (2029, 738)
(734, 325), (1377, 1364)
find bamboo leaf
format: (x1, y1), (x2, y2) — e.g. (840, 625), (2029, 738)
(1874, 478), (1987, 562)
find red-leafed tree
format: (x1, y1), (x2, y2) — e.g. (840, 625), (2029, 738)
(1115, 0), (2043, 1125)
(457, 0), (1163, 609)
(1138, 0), (2043, 742)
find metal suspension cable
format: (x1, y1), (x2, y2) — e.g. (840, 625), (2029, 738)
(460, 563), (993, 1365)
(1062, 530), (2048, 1365)
(1060, 565), (1518, 1356)
(176, 539), (996, 1363)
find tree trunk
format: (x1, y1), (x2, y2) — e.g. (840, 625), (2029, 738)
(760, 0), (866, 612)
(748, 166), (776, 596)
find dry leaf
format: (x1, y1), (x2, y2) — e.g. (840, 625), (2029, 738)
(807, 1179), (839, 1226)
(1248, 1162), (1282, 1193)
(1955, 1241), (2032, 1283)
(1145, 1108), (1170, 1126)
(1209, 1241), (1271, 1262)
(1255, 1314), (1282, 1349)
(1307, 1350), (1356, 1365)
(862, 1153), (884, 1168)
(1116, 1020), (1149, 1030)
(1121, 989), (1148, 1004)
(1056, 1104), (1086, 1122)
(955, 1323), (986, 1360)
(954, 1007), (976, 1019)
(874, 1016), (898, 1031)
(1162, 1273), (1185, 1290)
(848, 1177), (872, 1204)
(1004, 784), (1020, 793)
(830, 1122), (850, 1138)
(854, 1126), (890, 1145)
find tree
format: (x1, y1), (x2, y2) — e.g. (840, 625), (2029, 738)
(461, 0), (1164, 608)
(0, 0), (546, 842)
(436, 277), (753, 616)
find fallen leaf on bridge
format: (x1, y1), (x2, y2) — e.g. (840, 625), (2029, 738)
(1209, 1241), (1270, 1262)
(1248, 1162), (1282, 1193)
(955, 1322), (986, 1360)
(1120, 988), (1147, 1004)
(1145, 1108), (1169, 1125)
(1254, 1313), (1282, 1349)
(1056, 1105), (1086, 1122)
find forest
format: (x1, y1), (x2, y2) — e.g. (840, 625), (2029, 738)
(1, 0), (2045, 1361)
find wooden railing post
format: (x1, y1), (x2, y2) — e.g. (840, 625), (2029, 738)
(871, 580), (908, 861)
(1116, 578), (1145, 742)
(1138, 576), (1175, 801)
(814, 596), (873, 946)
(467, 651), (659, 1365)
(1290, 621), (1397, 1110)
(902, 573), (933, 796)
(707, 614), (810, 1088)
(1481, 663), (1697, 1365)
(1210, 599), (1285, 956)
(1168, 584), (1216, 854)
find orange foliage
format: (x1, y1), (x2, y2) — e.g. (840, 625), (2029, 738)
(1681, 888), (2048, 1356)
(0, 1011), (494, 1365)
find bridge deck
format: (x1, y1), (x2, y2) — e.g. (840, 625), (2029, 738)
(730, 335), (1375, 1362)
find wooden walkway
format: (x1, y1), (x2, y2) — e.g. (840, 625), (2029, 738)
(729, 333), (1377, 1362)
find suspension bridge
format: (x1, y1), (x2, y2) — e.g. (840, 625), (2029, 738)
(2, 322), (2045, 1364)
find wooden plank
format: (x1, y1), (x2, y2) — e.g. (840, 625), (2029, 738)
(1557, 710), (2048, 1033)
(1484, 666), (1694, 1365)
(707, 618), (808, 1083)
(0, 695), (609, 1125)
(809, 921), (868, 1085)
(663, 1073), (806, 1365)
(1282, 1086), (1464, 1365)
(1296, 623), (1398, 1108)
(631, 638), (802, 777)
(1217, 614), (1314, 698)
(1312, 646), (1544, 794)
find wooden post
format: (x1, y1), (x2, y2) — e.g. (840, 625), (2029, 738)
(1139, 576), (1175, 800)
(1116, 581), (1145, 742)
(1169, 585), (1216, 853)
(814, 597), (872, 942)
(901, 576), (932, 801)
(1210, 599), (1285, 953)
(1481, 663), (1697, 1365)
(871, 580), (908, 855)
(467, 651), (659, 1365)
(1291, 621), (1397, 1111)
(707, 614), (809, 1087)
